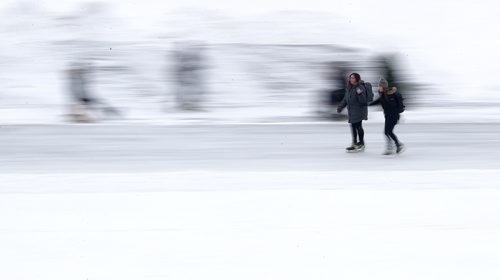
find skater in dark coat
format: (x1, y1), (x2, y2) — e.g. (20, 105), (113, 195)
(337, 72), (368, 152)
(369, 78), (405, 155)
(67, 62), (95, 122)
(66, 62), (121, 122)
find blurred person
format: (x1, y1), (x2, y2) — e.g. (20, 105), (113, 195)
(379, 55), (398, 88)
(377, 54), (416, 106)
(369, 78), (405, 155)
(66, 62), (94, 122)
(316, 62), (349, 119)
(66, 62), (121, 122)
(328, 62), (349, 105)
(337, 72), (368, 152)
(171, 42), (206, 111)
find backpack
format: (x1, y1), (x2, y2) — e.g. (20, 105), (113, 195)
(363, 82), (374, 102)
(396, 92), (405, 113)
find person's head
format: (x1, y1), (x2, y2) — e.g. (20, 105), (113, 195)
(378, 78), (389, 92)
(348, 73), (361, 86)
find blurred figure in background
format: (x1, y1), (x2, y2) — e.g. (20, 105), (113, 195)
(317, 62), (349, 119)
(337, 72), (368, 152)
(327, 62), (349, 105)
(379, 55), (398, 89)
(171, 41), (207, 111)
(376, 54), (416, 106)
(66, 61), (121, 123)
(369, 78), (405, 155)
(66, 62), (95, 122)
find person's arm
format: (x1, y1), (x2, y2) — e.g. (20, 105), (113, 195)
(369, 96), (381, 106)
(356, 86), (367, 105)
(337, 89), (348, 113)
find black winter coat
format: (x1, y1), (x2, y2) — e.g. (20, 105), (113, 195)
(369, 87), (403, 117)
(337, 83), (368, 123)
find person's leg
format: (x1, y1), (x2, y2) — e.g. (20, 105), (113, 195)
(350, 123), (358, 144)
(383, 117), (395, 154)
(392, 115), (405, 153)
(357, 121), (365, 145)
(386, 115), (405, 153)
(346, 122), (358, 150)
(348, 121), (364, 151)
(385, 116), (399, 144)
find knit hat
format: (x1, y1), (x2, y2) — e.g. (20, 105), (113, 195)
(378, 78), (389, 88)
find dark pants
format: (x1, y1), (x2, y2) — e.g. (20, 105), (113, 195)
(384, 114), (400, 145)
(350, 121), (364, 145)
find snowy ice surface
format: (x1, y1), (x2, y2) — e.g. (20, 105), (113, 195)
(1, 123), (500, 279)
(1, 171), (500, 280)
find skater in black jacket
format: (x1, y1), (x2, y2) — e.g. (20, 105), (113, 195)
(369, 78), (405, 155)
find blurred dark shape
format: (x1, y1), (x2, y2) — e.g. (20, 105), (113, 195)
(171, 41), (207, 111)
(66, 61), (121, 122)
(375, 54), (418, 106)
(379, 57), (396, 85)
(316, 61), (350, 120)
(66, 62), (94, 122)
(327, 62), (349, 105)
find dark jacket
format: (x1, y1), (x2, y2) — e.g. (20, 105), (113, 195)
(337, 83), (368, 123)
(369, 87), (402, 117)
